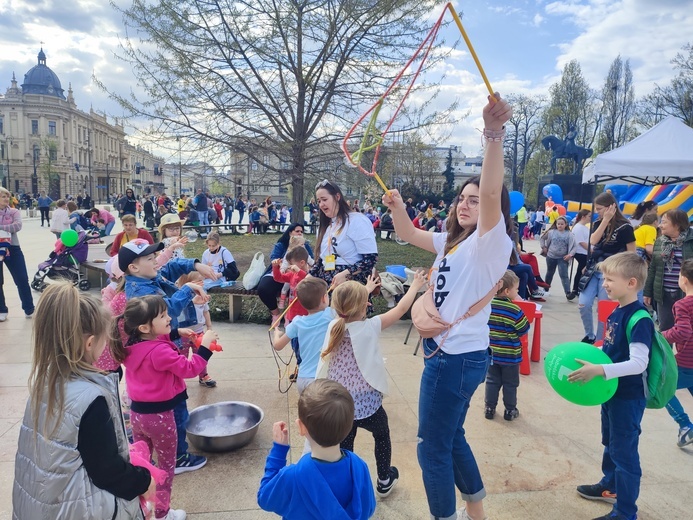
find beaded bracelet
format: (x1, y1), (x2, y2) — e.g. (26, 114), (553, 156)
(482, 127), (506, 142)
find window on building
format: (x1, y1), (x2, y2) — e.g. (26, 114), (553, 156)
(31, 120), (39, 135)
(346, 186), (353, 196)
(49, 148), (57, 161)
(251, 161), (258, 171)
(0, 117), (3, 134)
(435, 182), (443, 193)
(48, 121), (56, 136)
(1, 143), (4, 160)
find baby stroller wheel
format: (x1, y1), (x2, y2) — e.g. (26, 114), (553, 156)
(31, 279), (45, 292)
(78, 280), (91, 291)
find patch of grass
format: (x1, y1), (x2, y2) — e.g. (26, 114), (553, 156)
(185, 231), (436, 323)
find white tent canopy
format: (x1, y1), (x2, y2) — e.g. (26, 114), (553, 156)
(582, 116), (693, 185)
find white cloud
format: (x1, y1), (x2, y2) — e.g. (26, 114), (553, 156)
(532, 13), (545, 26)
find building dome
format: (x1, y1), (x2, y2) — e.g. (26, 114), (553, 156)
(21, 48), (65, 99)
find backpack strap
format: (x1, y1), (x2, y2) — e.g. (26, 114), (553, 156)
(626, 308), (652, 343)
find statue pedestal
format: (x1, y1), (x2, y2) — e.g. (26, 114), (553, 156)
(538, 174), (593, 206)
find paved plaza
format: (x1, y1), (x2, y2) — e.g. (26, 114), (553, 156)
(0, 215), (692, 519)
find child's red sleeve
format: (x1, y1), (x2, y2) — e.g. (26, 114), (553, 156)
(662, 299), (693, 349)
(272, 263), (292, 283)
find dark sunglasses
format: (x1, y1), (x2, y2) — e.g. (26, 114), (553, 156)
(315, 179), (334, 190)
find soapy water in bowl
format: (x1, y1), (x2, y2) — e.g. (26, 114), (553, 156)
(189, 416), (254, 437)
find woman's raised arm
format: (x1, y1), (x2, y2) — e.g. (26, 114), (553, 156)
(478, 94), (512, 237)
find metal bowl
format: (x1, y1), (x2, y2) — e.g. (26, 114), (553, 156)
(186, 401), (264, 452)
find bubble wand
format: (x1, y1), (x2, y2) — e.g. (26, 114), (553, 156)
(342, 2), (496, 192)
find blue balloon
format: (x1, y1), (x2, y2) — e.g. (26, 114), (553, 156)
(542, 184), (564, 205)
(509, 191), (525, 216)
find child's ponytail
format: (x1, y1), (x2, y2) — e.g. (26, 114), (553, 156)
(321, 281), (369, 359)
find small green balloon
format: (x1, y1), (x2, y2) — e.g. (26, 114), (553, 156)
(544, 342), (618, 406)
(61, 229), (79, 248)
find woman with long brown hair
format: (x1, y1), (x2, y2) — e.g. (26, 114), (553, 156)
(578, 191), (635, 342)
(382, 94), (512, 520)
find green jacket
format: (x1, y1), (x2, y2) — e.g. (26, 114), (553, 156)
(644, 227), (693, 302)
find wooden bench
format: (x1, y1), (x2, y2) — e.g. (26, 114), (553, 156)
(207, 283), (259, 323)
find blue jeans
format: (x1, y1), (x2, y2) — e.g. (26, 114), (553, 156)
(198, 210), (209, 233)
(600, 397), (646, 519)
(104, 220), (115, 236)
(578, 271), (608, 339)
(508, 263), (538, 299)
(224, 209), (233, 227)
(418, 339), (490, 519)
(237, 211), (244, 225)
(173, 400), (189, 457)
(665, 366), (693, 428)
(0, 245), (34, 315)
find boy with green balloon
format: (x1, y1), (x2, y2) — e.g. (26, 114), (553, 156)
(567, 252), (651, 520)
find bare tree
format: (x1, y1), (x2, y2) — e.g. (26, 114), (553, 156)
(598, 55), (636, 152)
(639, 43), (693, 127)
(504, 93), (545, 192)
(98, 0), (456, 222)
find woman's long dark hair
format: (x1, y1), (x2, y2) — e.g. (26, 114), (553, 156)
(594, 192), (630, 243)
(277, 222), (305, 249)
(632, 200), (657, 220)
(314, 181), (353, 258)
(444, 176), (512, 255)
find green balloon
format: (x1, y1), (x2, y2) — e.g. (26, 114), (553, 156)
(544, 342), (618, 406)
(61, 229), (79, 248)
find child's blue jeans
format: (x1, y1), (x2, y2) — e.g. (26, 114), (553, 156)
(173, 400), (189, 457)
(600, 397), (646, 519)
(418, 339), (489, 520)
(665, 366), (693, 428)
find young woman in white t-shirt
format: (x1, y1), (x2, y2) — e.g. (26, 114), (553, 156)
(382, 94), (513, 520)
(311, 180), (378, 288)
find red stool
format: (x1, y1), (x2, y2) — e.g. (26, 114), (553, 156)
(514, 301), (537, 375)
(531, 310), (542, 362)
(594, 300), (619, 347)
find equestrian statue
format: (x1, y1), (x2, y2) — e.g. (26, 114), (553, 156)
(541, 125), (593, 174)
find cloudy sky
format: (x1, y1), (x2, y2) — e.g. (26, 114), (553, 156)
(1, 0), (691, 163)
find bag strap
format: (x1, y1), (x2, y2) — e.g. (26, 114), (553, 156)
(625, 309), (652, 343)
(424, 280), (503, 359)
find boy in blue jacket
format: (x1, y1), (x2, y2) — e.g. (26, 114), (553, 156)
(258, 379), (376, 520)
(118, 238), (220, 474)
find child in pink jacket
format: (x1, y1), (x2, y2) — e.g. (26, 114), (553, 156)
(111, 294), (218, 520)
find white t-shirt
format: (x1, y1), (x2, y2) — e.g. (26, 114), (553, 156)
(191, 302), (210, 334)
(318, 212), (377, 266)
(572, 222), (590, 255)
(430, 217), (513, 354)
(535, 210), (545, 223)
(201, 246), (235, 275)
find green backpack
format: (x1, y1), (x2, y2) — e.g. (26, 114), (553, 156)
(626, 309), (678, 409)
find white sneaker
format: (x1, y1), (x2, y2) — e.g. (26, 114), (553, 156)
(457, 508), (488, 520)
(677, 426), (693, 447)
(160, 509), (186, 520)
(0, 312), (7, 322)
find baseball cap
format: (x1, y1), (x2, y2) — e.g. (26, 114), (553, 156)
(118, 239), (164, 273)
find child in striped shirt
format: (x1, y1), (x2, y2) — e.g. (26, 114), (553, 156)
(484, 270), (530, 421)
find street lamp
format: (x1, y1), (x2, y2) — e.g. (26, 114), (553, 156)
(4, 135), (12, 191)
(86, 129), (93, 200)
(177, 136), (182, 196)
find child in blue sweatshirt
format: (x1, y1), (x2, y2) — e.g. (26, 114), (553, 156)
(118, 238), (220, 475)
(257, 379), (376, 520)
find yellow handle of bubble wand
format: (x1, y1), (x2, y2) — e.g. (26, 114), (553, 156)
(373, 172), (391, 197)
(447, 4), (496, 102)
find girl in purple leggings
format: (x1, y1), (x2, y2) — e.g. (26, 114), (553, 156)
(111, 295), (218, 520)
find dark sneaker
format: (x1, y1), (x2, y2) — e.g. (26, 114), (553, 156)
(591, 512), (629, 520)
(577, 483), (617, 504)
(175, 453), (207, 475)
(376, 466), (399, 497)
(581, 335), (596, 345)
(566, 291), (577, 301)
(198, 376), (217, 388)
(677, 426), (693, 447)
(484, 407), (495, 420)
(504, 408), (519, 421)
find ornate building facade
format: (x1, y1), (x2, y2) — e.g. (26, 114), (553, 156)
(0, 49), (165, 201)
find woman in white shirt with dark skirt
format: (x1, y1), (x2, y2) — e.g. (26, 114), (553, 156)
(382, 94), (513, 520)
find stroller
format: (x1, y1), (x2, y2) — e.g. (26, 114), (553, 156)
(31, 230), (98, 292)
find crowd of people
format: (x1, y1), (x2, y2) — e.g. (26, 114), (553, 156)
(5, 93), (693, 520)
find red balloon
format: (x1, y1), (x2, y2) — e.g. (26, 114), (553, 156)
(556, 204), (567, 216)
